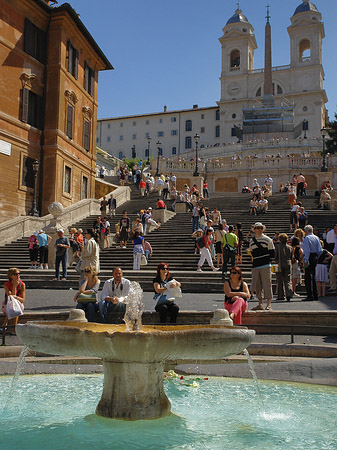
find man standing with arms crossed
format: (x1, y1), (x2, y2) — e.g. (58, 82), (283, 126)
(248, 222), (275, 311)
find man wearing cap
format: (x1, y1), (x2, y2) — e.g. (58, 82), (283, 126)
(248, 222), (275, 310)
(221, 225), (238, 277)
(54, 229), (70, 280)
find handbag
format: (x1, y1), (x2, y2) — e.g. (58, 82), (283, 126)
(153, 293), (167, 306)
(165, 279), (182, 299)
(6, 295), (24, 320)
(77, 293), (97, 304)
(140, 254), (148, 266)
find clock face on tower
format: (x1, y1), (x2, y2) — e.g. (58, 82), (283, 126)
(227, 82), (241, 96)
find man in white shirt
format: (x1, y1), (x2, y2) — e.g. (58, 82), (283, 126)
(258, 196), (268, 214)
(99, 267), (131, 323)
(326, 224), (337, 253)
(156, 177), (164, 196)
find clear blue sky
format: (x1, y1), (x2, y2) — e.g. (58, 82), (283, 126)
(67, 0), (336, 120)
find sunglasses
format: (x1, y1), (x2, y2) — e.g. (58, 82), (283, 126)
(230, 271), (239, 275)
(84, 270), (91, 273)
(161, 268), (169, 271)
(13, 273), (20, 276)
(255, 227), (263, 230)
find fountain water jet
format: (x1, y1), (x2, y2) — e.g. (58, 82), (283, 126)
(16, 284), (255, 420)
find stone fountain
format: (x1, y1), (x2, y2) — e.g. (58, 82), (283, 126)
(16, 282), (255, 421)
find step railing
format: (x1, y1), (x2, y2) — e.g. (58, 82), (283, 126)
(0, 186), (131, 246)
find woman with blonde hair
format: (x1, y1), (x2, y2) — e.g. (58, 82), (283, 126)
(74, 265), (100, 322)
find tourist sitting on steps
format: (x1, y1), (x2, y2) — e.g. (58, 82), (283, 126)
(99, 267), (130, 323)
(153, 263), (180, 323)
(224, 267), (250, 325)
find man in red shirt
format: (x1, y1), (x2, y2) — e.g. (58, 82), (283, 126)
(139, 179), (146, 196)
(156, 199), (166, 209)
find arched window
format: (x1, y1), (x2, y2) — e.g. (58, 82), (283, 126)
(172, 146), (177, 155)
(145, 148), (149, 157)
(277, 85), (283, 95)
(230, 49), (240, 70)
(215, 126), (220, 138)
(256, 87), (262, 97)
(215, 109), (220, 120)
(299, 39), (311, 62)
(159, 147), (163, 156)
(185, 136), (192, 149)
(185, 120), (192, 132)
(118, 151), (124, 160)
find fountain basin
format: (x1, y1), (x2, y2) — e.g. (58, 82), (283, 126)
(16, 322), (255, 420)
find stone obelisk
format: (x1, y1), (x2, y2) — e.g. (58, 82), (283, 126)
(263, 5), (274, 106)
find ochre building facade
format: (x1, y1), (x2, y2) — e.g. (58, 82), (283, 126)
(0, 0), (113, 223)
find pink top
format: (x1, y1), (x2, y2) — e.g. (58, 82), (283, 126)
(28, 235), (37, 250)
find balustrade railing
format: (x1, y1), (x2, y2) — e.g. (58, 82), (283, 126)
(160, 155), (336, 173)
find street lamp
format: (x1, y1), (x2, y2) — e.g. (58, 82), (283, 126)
(29, 159), (40, 216)
(146, 136), (151, 165)
(193, 134), (200, 177)
(155, 141), (161, 177)
(321, 127), (328, 172)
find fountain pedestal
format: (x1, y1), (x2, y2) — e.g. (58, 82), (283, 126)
(97, 360), (170, 420)
(16, 321), (255, 421)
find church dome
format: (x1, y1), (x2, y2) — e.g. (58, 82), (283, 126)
(226, 8), (249, 25)
(293, 1), (318, 16)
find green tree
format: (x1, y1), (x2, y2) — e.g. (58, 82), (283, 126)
(326, 112), (337, 154)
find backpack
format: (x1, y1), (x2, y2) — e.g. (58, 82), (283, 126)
(196, 237), (205, 249)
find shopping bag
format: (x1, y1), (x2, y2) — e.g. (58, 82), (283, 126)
(6, 295), (24, 320)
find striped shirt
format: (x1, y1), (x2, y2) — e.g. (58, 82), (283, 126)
(248, 234), (275, 268)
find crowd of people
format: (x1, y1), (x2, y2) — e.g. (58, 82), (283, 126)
(3, 166), (337, 332)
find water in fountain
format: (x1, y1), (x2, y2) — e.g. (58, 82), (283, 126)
(1, 374), (336, 449)
(243, 348), (265, 409)
(4, 345), (30, 409)
(123, 281), (144, 331)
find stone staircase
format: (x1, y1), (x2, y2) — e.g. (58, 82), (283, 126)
(0, 185), (335, 293)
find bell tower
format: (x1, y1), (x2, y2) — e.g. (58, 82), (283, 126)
(219, 5), (257, 102)
(288, 0), (325, 69)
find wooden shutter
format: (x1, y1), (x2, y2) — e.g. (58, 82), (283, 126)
(66, 105), (73, 139)
(84, 62), (88, 91)
(67, 40), (72, 73)
(37, 28), (46, 64)
(90, 68), (95, 97)
(24, 18), (33, 56)
(22, 88), (29, 123)
(74, 48), (79, 79)
(84, 120), (90, 151)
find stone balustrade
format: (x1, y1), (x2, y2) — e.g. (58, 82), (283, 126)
(159, 155), (336, 174)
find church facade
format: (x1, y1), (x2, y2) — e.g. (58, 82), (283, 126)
(97, 1), (327, 160)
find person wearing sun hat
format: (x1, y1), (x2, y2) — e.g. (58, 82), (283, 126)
(248, 222), (275, 311)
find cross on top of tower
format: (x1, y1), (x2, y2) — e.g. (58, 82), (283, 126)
(235, 1), (242, 14)
(266, 4), (271, 23)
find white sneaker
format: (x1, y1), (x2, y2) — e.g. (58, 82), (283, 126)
(38, 265), (43, 269)
(122, 246), (126, 249)
(45, 265), (49, 269)
(197, 268), (203, 272)
(212, 267), (220, 271)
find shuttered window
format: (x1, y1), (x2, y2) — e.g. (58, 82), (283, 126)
(21, 88), (43, 129)
(22, 156), (35, 188)
(84, 62), (95, 96)
(82, 176), (88, 199)
(64, 166), (71, 194)
(24, 18), (46, 64)
(67, 40), (79, 79)
(66, 105), (73, 139)
(83, 120), (91, 151)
